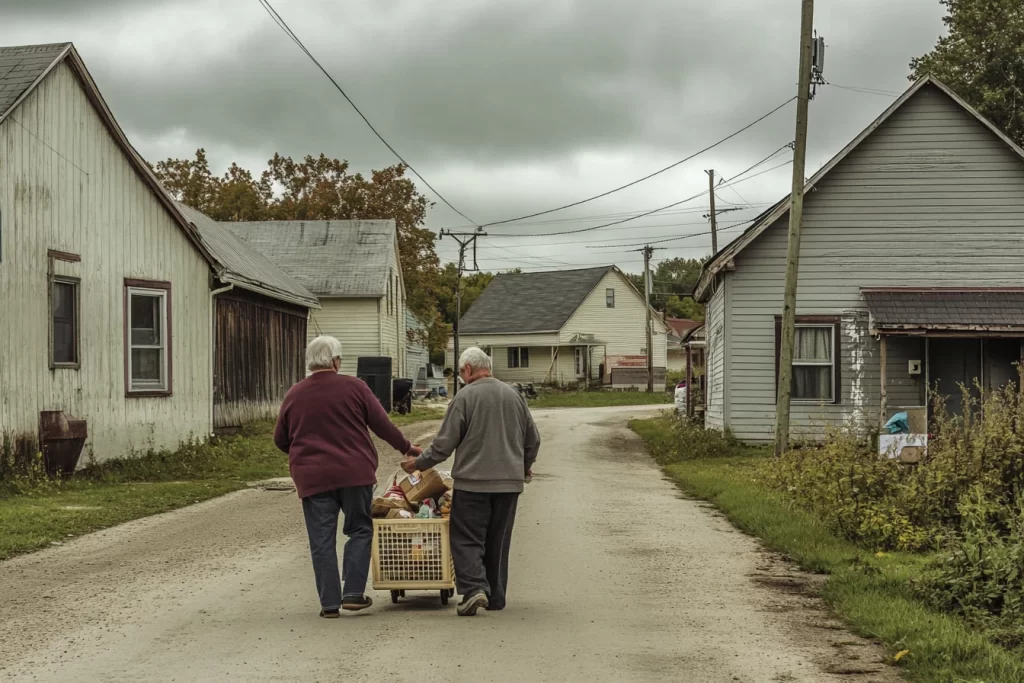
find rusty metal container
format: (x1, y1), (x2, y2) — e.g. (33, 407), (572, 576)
(38, 411), (88, 476)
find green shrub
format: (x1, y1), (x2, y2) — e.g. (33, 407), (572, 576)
(630, 415), (765, 466)
(917, 486), (1024, 652)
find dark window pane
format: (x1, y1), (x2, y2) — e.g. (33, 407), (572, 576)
(131, 294), (162, 346)
(507, 348), (517, 368)
(131, 348), (162, 383)
(521, 347), (529, 368)
(792, 365), (832, 401)
(606, 288), (615, 308)
(52, 281), (77, 364)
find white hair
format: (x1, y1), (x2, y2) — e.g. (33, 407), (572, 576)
(307, 335), (343, 371)
(459, 346), (492, 373)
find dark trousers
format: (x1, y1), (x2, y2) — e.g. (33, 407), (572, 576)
(301, 485), (374, 610)
(449, 490), (520, 609)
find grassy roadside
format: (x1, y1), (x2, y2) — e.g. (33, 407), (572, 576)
(530, 390), (673, 409)
(630, 418), (1024, 682)
(0, 412), (442, 562)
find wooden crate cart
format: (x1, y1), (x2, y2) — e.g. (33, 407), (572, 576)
(371, 518), (456, 605)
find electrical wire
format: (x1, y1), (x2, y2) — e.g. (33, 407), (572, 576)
(827, 83), (901, 98)
(478, 97), (797, 228)
(586, 217), (756, 250)
(257, 0), (479, 227)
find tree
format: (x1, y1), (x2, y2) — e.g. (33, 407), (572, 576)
(626, 257), (706, 322)
(910, 0), (1024, 147)
(154, 150), (448, 352)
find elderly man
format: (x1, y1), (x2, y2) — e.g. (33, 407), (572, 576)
(275, 336), (421, 618)
(403, 347), (541, 616)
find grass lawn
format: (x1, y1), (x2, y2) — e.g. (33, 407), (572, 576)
(630, 417), (1024, 682)
(0, 412), (440, 562)
(530, 390), (673, 409)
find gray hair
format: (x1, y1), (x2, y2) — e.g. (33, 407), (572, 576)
(459, 346), (492, 373)
(306, 335), (343, 371)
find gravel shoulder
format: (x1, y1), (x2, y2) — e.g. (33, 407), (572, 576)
(0, 410), (897, 683)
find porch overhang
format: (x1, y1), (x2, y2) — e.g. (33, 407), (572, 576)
(863, 288), (1024, 337)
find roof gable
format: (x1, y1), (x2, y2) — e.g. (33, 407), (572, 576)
(176, 204), (319, 309)
(0, 42), (217, 270)
(695, 76), (1024, 301)
(458, 266), (614, 334)
(223, 220), (398, 297)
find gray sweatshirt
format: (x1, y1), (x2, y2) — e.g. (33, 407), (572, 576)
(415, 377), (541, 493)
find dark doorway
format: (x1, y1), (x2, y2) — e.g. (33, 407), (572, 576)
(928, 338), (981, 417)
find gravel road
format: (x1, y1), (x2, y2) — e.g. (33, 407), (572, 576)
(0, 406), (897, 683)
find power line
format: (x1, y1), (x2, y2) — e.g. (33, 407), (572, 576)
(827, 83), (901, 98)
(257, 0), (479, 227)
(491, 152), (793, 239)
(478, 96), (797, 229)
(586, 217), (756, 250)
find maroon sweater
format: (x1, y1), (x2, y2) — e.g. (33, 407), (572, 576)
(274, 372), (411, 498)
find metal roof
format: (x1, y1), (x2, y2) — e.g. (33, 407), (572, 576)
(224, 220), (397, 297)
(176, 204), (319, 309)
(863, 288), (1024, 334)
(458, 266), (615, 334)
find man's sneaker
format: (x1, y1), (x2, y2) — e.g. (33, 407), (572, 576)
(456, 592), (489, 617)
(319, 609), (340, 619)
(342, 596), (373, 612)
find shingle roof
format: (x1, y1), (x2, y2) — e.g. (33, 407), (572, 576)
(0, 43), (70, 120)
(177, 204), (319, 309)
(458, 266), (614, 334)
(223, 220), (396, 297)
(863, 288), (1024, 332)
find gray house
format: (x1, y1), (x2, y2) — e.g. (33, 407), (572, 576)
(695, 76), (1024, 443)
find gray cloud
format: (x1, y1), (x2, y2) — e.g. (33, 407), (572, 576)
(0, 0), (948, 270)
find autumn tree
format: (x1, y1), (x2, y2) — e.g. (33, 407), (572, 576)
(626, 257), (706, 322)
(910, 0), (1024, 146)
(154, 150), (448, 351)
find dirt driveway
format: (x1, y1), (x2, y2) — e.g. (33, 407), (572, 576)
(0, 406), (898, 682)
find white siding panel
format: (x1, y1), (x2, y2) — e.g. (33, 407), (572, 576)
(704, 278), (726, 431)
(0, 62), (212, 462)
(380, 237), (405, 377)
(309, 298), (382, 376)
(724, 84), (1024, 442)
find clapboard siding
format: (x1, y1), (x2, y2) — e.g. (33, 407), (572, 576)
(704, 277), (726, 430)
(380, 236), (406, 377)
(309, 298), (382, 376)
(722, 83), (1024, 442)
(560, 269), (668, 367)
(0, 61), (212, 461)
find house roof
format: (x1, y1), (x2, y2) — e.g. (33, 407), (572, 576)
(224, 220), (397, 297)
(176, 204), (319, 309)
(695, 76), (1024, 302)
(458, 266), (615, 334)
(0, 43), (218, 269)
(666, 318), (700, 337)
(863, 288), (1024, 334)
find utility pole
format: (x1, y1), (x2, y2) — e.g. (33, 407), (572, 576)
(706, 170), (718, 254)
(774, 0), (816, 456)
(439, 229), (486, 397)
(643, 245), (655, 393)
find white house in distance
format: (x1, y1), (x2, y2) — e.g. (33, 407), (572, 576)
(226, 220), (407, 378)
(447, 266), (668, 389)
(0, 43), (317, 463)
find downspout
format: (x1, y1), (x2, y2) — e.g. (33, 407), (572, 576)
(210, 283), (234, 434)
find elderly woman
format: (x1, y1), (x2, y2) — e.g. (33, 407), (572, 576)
(274, 336), (421, 618)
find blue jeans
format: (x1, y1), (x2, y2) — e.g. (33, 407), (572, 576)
(301, 485), (374, 610)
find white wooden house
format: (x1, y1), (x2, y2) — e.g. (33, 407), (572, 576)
(226, 220), (407, 378)
(446, 266), (668, 389)
(0, 43), (318, 463)
(695, 76), (1024, 443)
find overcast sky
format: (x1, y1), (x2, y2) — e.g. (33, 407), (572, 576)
(2, 0), (947, 274)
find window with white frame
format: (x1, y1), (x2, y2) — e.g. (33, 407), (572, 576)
(507, 347), (529, 369)
(606, 288), (615, 308)
(51, 276), (80, 367)
(126, 282), (171, 394)
(790, 324), (836, 402)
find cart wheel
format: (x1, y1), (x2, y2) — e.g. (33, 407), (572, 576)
(400, 590), (406, 598)
(391, 590), (400, 604)
(441, 591), (449, 606)
(447, 589), (456, 598)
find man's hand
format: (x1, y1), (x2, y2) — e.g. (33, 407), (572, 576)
(407, 444), (423, 458)
(400, 456), (418, 474)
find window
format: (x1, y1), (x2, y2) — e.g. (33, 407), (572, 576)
(387, 272), (392, 315)
(775, 318), (839, 403)
(606, 288), (615, 308)
(507, 347), (529, 369)
(125, 280), (171, 396)
(51, 277), (79, 367)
